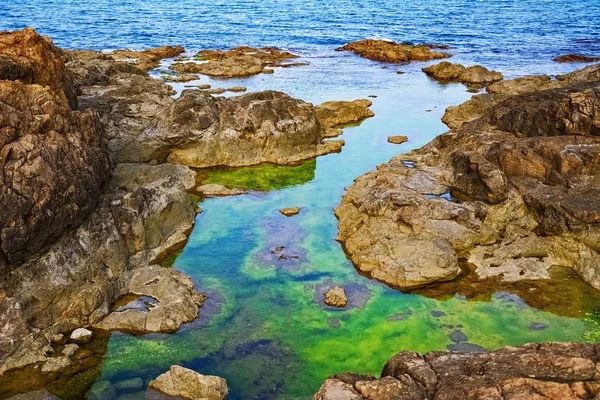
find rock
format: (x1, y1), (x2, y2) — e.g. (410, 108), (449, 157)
(110, 46), (185, 71)
(69, 328), (93, 344)
(162, 74), (199, 83)
(113, 163), (197, 191)
(315, 99), (374, 128)
(148, 365), (228, 400)
(280, 207), (301, 216)
(441, 93), (506, 128)
(422, 61), (503, 85)
(324, 286), (348, 308)
(114, 377), (144, 392)
(553, 54), (600, 63)
(336, 77), (600, 291)
(228, 86), (247, 92)
(197, 84), (211, 89)
(316, 342), (600, 400)
(94, 266), (206, 334)
(338, 39), (451, 63)
(0, 30), (111, 264)
(89, 380), (117, 400)
(203, 87), (226, 94)
(387, 135), (408, 144)
(122, 90), (342, 168)
(196, 184), (248, 197)
(61, 343), (79, 357)
(557, 63), (600, 83)
(41, 356), (71, 373)
(486, 74), (563, 95)
(6, 391), (60, 400)
(171, 46), (300, 78)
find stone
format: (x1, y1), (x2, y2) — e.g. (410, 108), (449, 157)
(316, 342), (600, 400)
(41, 356), (71, 373)
(61, 343), (79, 357)
(148, 365), (228, 400)
(203, 88), (226, 94)
(94, 266), (206, 334)
(114, 377), (144, 392)
(89, 380), (117, 400)
(324, 286), (348, 308)
(553, 54), (600, 63)
(110, 46), (185, 71)
(387, 135), (408, 144)
(315, 99), (375, 128)
(280, 207), (301, 217)
(313, 379), (363, 400)
(162, 74), (199, 83)
(6, 391), (60, 400)
(69, 328), (93, 344)
(228, 86), (247, 92)
(338, 39), (452, 63)
(171, 46), (301, 78)
(196, 184), (248, 197)
(422, 61), (503, 84)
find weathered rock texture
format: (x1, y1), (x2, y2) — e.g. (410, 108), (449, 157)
(0, 29), (111, 264)
(110, 45), (185, 71)
(119, 89), (343, 167)
(314, 342), (600, 400)
(149, 365), (228, 400)
(171, 46), (305, 78)
(339, 39), (452, 63)
(315, 99), (375, 137)
(336, 79), (600, 290)
(422, 61), (503, 85)
(442, 63), (600, 129)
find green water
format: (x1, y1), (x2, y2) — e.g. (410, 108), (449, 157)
(90, 57), (600, 399)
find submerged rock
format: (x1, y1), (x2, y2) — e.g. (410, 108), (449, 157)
(6, 391), (60, 400)
(338, 39), (451, 63)
(280, 207), (301, 217)
(196, 184), (248, 197)
(315, 342), (600, 400)
(337, 77), (600, 291)
(422, 61), (503, 85)
(149, 365), (228, 400)
(553, 54), (600, 63)
(324, 286), (348, 308)
(171, 46), (302, 78)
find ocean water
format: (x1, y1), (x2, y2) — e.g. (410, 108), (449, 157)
(2, 1), (600, 399)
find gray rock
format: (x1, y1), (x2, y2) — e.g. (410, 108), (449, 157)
(148, 366), (228, 400)
(70, 328), (93, 344)
(114, 377), (145, 392)
(6, 391), (60, 400)
(89, 380), (117, 400)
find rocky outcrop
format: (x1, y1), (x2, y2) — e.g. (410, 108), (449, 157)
(110, 45), (185, 71)
(280, 207), (301, 216)
(0, 29), (111, 264)
(336, 80), (600, 290)
(314, 342), (600, 400)
(0, 163), (197, 373)
(554, 54), (600, 63)
(149, 365), (228, 400)
(171, 46), (305, 78)
(338, 39), (451, 63)
(442, 63), (600, 129)
(324, 286), (348, 308)
(422, 61), (503, 85)
(118, 89), (343, 167)
(315, 99), (374, 137)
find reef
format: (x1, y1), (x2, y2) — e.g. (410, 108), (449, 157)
(315, 342), (600, 400)
(338, 39), (452, 63)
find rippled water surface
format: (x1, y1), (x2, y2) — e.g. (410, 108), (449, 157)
(2, 1), (600, 399)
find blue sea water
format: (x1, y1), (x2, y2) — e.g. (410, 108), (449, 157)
(2, 1), (600, 399)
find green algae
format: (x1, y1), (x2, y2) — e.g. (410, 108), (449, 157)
(197, 159), (316, 191)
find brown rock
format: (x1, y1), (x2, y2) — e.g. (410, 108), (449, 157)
(149, 365), (228, 400)
(339, 39), (451, 63)
(423, 61), (503, 85)
(280, 207), (301, 217)
(162, 74), (199, 83)
(315, 99), (374, 128)
(324, 286), (348, 308)
(387, 135), (408, 144)
(110, 45), (185, 71)
(228, 86), (247, 92)
(553, 54), (600, 63)
(196, 184), (248, 197)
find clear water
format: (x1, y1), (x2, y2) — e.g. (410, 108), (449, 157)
(2, 1), (600, 399)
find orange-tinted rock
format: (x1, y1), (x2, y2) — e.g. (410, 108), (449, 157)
(339, 39), (452, 63)
(110, 45), (185, 71)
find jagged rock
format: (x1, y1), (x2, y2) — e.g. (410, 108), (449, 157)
(315, 342), (600, 400)
(423, 61), (503, 85)
(0, 30), (111, 264)
(94, 265), (206, 334)
(171, 46), (301, 78)
(280, 207), (301, 217)
(337, 79), (600, 291)
(118, 90), (343, 167)
(486, 74), (564, 95)
(324, 286), (348, 308)
(148, 365), (228, 400)
(110, 46), (185, 71)
(196, 184), (248, 197)
(338, 39), (451, 63)
(557, 63), (600, 83)
(387, 135), (408, 144)
(553, 54), (600, 63)
(69, 328), (92, 344)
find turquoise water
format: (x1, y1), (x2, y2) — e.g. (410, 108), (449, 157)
(3, 1), (600, 399)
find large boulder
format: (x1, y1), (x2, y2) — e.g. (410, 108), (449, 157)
(0, 30), (111, 265)
(149, 366), (228, 400)
(315, 342), (600, 400)
(118, 90), (343, 167)
(422, 61), (503, 85)
(338, 39), (451, 63)
(336, 80), (600, 291)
